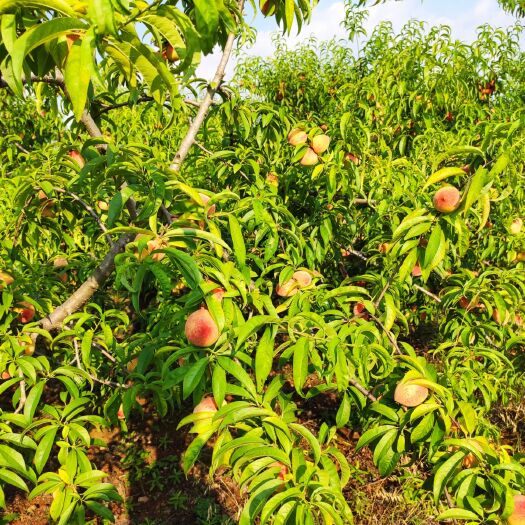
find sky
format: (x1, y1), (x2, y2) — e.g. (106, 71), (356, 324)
(196, 0), (522, 79)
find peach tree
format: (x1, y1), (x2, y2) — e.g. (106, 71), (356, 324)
(0, 0), (525, 524)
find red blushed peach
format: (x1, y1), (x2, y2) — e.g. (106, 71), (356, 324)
(269, 461), (289, 481)
(68, 150), (85, 168)
(14, 301), (36, 323)
(292, 270), (312, 288)
(66, 33), (80, 51)
(276, 279), (299, 298)
(311, 134), (330, 154)
(117, 404), (125, 420)
(53, 257), (68, 268)
(462, 440), (484, 468)
(211, 287), (225, 301)
(343, 152), (360, 168)
(433, 186), (461, 213)
(127, 357), (138, 373)
(378, 243), (390, 254)
(509, 494), (525, 525)
(20, 339), (35, 356)
(492, 308), (511, 326)
(97, 200), (109, 211)
(0, 271), (14, 289)
(394, 382), (429, 407)
(353, 302), (369, 320)
(300, 148), (319, 166)
(185, 308), (220, 347)
(411, 263), (422, 277)
(1, 371), (11, 380)
(287, 128), (307, 146)
(266, 172), (279, 187)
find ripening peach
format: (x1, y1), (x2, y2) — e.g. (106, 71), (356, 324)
(185, 308), (220, 347)
(311, 134), (330, 154)
(510, 218), (523, 235)
(343, 152), (360, 168)
(378, 243), (390, 254)
(41, 205), (56, 218)
(37, 190), (49, 201)
(492, 308), (511, 326)
(193, 396), (218, 414)
(462, 440), (484, 468)
(127, 357), (138, 373)
(15, 301), (36, 323)
(516, 252), (525, 262)
(197, 193), (216, 217)
(58, 272), (68, 283)
(1, 371), (11, 380)
(0, 271), (14, 289)
(135, 234), (166, 262)
(117, 404), (125, 420)
(66, 33), (80, 51)
(394, 382), (429, 407)
(97, 200), (109, 211)
(353, 302), (368, 319)
(300, 148), (319, 166)
(211, 287), (225, 301)
(287, 128), (307, 146)
(162, 43), (179, 62)
(21, 339), (35, 356)
(508, 494), (525, 525)
(266, 172), (279, 187)
(292, 270), (312, 288)
(433, 186), (461, 213)
(68, 150), (85, 168)
(53, 257), (68, 268)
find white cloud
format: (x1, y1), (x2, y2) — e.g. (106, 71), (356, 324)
(196, 0), (521, 80)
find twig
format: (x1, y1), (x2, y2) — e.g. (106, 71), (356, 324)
(169, 2), (244, 172)
(369, 313), (402, 355)
(52, 187), (113, 245)
(14, 369), (27, 414)
(444, 489), (458, 525)
(349, 377), (377, 402)
(14, 142), (30, 154)
(413, 284), (441, 303)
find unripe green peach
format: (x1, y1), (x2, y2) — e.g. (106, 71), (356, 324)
(394, 382), (428, 407)
(185, 308), (219, 347)
(433, 186), (461, 213)
(287, 128), (307, 146)
(311, 134), (330, 154)
(510, 218), (522, 235)
(300, 148), (319, 166)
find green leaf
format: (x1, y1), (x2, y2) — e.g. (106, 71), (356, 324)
(235, 315), (279, 351)
(0, 468), (28, 491)
(34, 427), (57, 474)
(193, 0), (219, 54)
(423, 167), (465, 190)
(11, 18), (87, 91)
(228, 215), (246, 267)
(85, 501), (115, 521)
(292, 337), (309, 395)
(433, 450), (464, 503)
(462, 168), (487, 215)
(289, 423), (321, 464)
(421, 223), (446, 277)
(0, 0), (75, 16)
(212, 363), (226, 408)
(255, 326), (275, 392)
(88, 0), (117, 36)
(164, 248), (202, 289)
(23, 380), (44, 421)
(436, 508), (480, 520)
(217, 357), (257, 399)
(64, 33), (94, 121)
(356, 425), (396, 451)
(182, 357), (208, 399)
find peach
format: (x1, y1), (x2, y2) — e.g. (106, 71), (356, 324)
(211, 287), (225, 301)
(68, 150), (85, 168)
(117, 404), (125, 420)
(508, 494), (525, 525)
(394, 382), (428, 407)
(510, 218), (523, 235)
(135, 234), (166, 262)
(276, 279), (299, 298)
(261, 0), (275, 16)
(433, 186), (461, 213)
(197, 193), (216, 217)
(53, 257), (68, 268)
(411, 263), (422, 277)
(287, 128), (307, 146)
(1, 371), (11, 380)
(311, 134), (330, 154)
(185, 308), (220, 347)
(300, 148), (319, 166)
(15, 301), (36, 323)
(41, 205), (56, 218)
(21, 340), (35, 356)
(97, 200), (109, 211)
(516, 252), (525, 262)
(462, 440), (483, 468)
(66, 33), (80, 51)
(266, 172), (278, 187)
(0, 271), (14, 289)
(127, 357), (138, 373)
(492, 308), (511, 326)
(378, 243), (390, 254)
(269, 461), (289, 481)
(193, 396), (218, 414)
(343, 152), (360, 168)
(37, 190), (49, 201)
(292, 270), (312, 288)
(162, 43), (179, 62)
(58, 272), (68, 283)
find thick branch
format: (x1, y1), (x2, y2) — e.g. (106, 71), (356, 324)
(40, 233), (134, 331)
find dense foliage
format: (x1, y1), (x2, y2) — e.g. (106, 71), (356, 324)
(0, 1), (524, 524)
